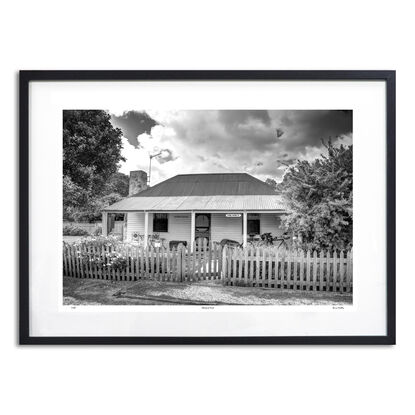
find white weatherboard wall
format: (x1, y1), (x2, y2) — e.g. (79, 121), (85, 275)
(211, 213), (284, 243)
(126, 212), (191, 244)
(165, 213), (191, 244)
(126, 212), (146, 239)
(211, 213), (243, 243)
(127, 212), (285, 244)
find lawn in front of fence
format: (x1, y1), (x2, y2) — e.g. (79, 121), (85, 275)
(63, 277), (352, 306)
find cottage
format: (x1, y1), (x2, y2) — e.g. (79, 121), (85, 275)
(102, 171), (287, 249)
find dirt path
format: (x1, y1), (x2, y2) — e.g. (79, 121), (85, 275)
(63, 277), (352, 306)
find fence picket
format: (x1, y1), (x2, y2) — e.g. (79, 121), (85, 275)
(77, 244), (82, 278)
(65, 244), (71, 277)
(293, 250), (298, 290)
(222, 246), (227, 283)
(145, 246), (150, 279)
(319, 250), (324, 291)
(184, 247), (193, 281)
(267, 249), (277, 288)
(177, 246), (182, 282)
(306, 250), (311, 290)
(92, 245), (100, 280)
(172, 246), (177, 281)
(227, 247), (232, 284)
(298, 250), (304, 289)
(254, 248), (259, 284)
(332, 250), (338, 292)
(339, 250), (344, 292)
(148, 246), (153, 278)
(83, 244), (89, 279)
(248, 247), (252, 284)
(127, 246), (134, 281)
(93, 244), (99, 279)
(286, 250), (291, 288)
(207, 241), (212, 279)
(274, 249), (279, 287)
(191, 244), (197, 281)
(218, 244), (222, 279)
(155, 246), (160, 280)
(70, 244), (76, 278)
(259, 248), (264, 287)
(88, 244), (93, 278)
(212, 243), (217, 279)
(282, 250), (287, 288)
(63, 244), (68, 277)
(232, 248), (237, 283)
(101, 245), (106, 280)
(124, 245), (128, 281)
(346, 250), (352, 293)
(312, 250), (317, 291)
(71, 244), (77, 278)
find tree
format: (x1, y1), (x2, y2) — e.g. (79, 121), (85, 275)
(63, 110), (126, 221)
(63, 110), (125, 192)
(104, 172), (129, 197)
(265, 178), (277, 191)
(279, 140), (352, 250)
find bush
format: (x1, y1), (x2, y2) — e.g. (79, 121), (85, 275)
(93, 226), (102, 236)
(74, 235), (122, 247)
(63, 225), (90, 236)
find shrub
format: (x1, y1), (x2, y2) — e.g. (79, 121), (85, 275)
(74, 235), (122, 247)
(93, 226), (102, 236)
(63, 224), (90, 236)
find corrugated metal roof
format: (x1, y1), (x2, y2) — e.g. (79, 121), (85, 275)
(103, 195), (286, 212)
(133, 173), (277, 197)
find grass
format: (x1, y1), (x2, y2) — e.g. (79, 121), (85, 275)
(63, 277), (352, 306)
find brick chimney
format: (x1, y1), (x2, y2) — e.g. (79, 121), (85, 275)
(129, 170), (148, 196)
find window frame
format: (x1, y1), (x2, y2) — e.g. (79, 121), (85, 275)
(247, 218), (260, 235)
(153, 213), (168, 233)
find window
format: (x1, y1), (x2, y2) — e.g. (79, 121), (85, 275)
(247, 214), (260, 235)
(153, 213), (168, 232)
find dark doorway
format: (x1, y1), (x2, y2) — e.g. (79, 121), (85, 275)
(195, 213), (211, 243)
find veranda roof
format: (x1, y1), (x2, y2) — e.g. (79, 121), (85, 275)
(103, 195), (286, 212)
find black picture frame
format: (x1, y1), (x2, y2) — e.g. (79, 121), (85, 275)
(19, 70), (396, 345)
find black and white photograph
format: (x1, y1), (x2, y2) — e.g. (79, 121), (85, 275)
(63, 109), (353, 306)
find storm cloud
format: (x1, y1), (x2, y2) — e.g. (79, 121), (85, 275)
(111, 111), (158, 147)
(110, 110), (352, 185)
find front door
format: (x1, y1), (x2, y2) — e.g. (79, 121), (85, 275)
(195, 213), (211, 243)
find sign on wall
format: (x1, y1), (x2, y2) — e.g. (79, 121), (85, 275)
(226, 213), (242, 218)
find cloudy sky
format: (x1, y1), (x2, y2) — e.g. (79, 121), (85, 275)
(110, 110), (352, 185)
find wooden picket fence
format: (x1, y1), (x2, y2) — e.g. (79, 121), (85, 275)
(222, 246), (353, 293)
(63, 241), (352, 293)
(63, 239), (223, 282)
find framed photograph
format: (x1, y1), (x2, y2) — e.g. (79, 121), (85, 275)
(19, 70), (395, 345)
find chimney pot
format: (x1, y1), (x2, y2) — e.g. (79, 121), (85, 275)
(129, 170), (148, 196)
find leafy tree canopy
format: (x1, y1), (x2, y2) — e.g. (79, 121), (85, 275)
(63, 110), (125, 192)
(63, 110), (128, 221)
(279, 140), (352, 251)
